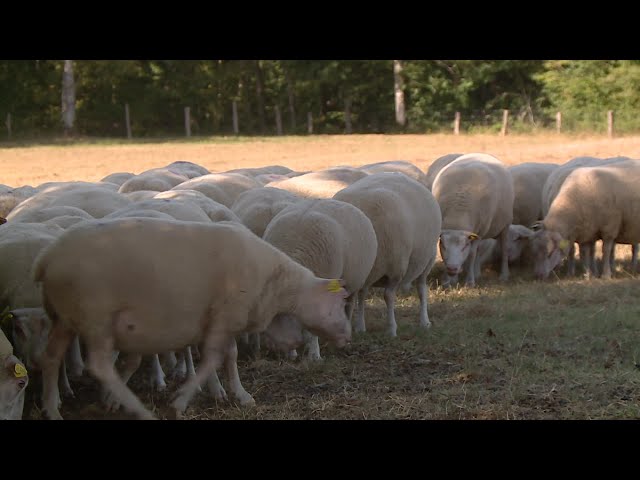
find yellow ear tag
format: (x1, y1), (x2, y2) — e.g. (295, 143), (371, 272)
(327, 279), (342, 293)
(559, 239), (570, 250)
(14, 363), (27, 378)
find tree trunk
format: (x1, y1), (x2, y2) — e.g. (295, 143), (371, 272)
(284, 68), (296, 131)
(344, 94), (353, 134)
(393, 60), (406, 127)
(254, 60), (266, 134)
(61, 60), (76, 136)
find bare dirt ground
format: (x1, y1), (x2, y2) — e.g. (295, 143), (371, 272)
(6, 133), (640, 420)
(2, 133), (640, 187)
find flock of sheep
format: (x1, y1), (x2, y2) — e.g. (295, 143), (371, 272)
(1, 151), (638, 420)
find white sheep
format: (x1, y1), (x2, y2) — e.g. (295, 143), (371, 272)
(118, 168), (188, 194)
(0, 329), (29, 420)
(154, 190), (240, 223)
(424, 153), (464, 190)
(0, 185), (37, 218)
(263, 198), (378, 359)
(100, 172), (135, 186)
(8, 183), (131, 221)
(265, 167), (369, 199)
(103, 198), (211, 223)
(540, 156), (632, 276)
(231, 187), (301, 238)
(0, 223), (79, 397)
(34, 218), (351, 420)
(334, 172), (442, 336)
(508, 162), (559, 226)
(358, 160), (429, 188)
(531, 159), (640, 280)
(172, 173), (260, 207)
(165, 161), (210, 179)
(226, 165), (294, 177)
(432, 153), (514, 287)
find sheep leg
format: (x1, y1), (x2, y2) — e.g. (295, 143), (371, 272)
(149, 354), (167, 391)
(580, 242), (593, 279)
(346, 293), (357, 323)
(205, 369), (228, 402)
(498, 227), (510, 282)
(354, 286), (369, 333)
(172, 350), (187, 381)
(224, 338), (254, 407)
(465, 242), (480, 287)
(66, 335), (84, 377)
(248, 332), (261, 358)
(601, 238), (615, 279)
(417, 270), (431, 329)
(41, 323), (74, 420)
(567, 243), (576, 277)
(59, 357), (75, 398)
(633, 243), (639, 273)
(172, 331), (229, 416)
(104, 353), (142, 412)
(184, 346), (202, 393)
(304, 330), (322, 361)
(610, 244), (616, 272)
(88, 348), (155, 420)
(384, 284), (400, 337)
(162, 351), (177, 373)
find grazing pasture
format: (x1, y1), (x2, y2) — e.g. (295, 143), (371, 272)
(4, 133), (640, 420)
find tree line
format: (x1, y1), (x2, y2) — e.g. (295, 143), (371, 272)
(1, 60), (639, 138)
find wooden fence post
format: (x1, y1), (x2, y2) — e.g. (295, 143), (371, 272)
(6, 113), (11, 139)
(556, 111), (561, 134)
(454, 112), (461, 135)
(608, 110), (614, 138)
(501, 109), (509, 136)
(124, 104), (132, 139)
(232, 101), (239, 135)
(307, 111), (313, 134)
(184, 107), (191, 137)
(275, 106), (283, 136)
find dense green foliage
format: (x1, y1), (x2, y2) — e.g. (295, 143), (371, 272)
(0, 60), (638, 138)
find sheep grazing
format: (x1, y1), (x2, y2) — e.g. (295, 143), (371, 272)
(8, 206), (93, 225)
(0, 185), (37, 218)
(8, 183), (131, 221)
(334, 172), (442, 336)
(432, 153), (514, 287)
(118, 169), (188, 194)
(100, 172), (135, 186)
(540, 156), (633, 276)
(231, 187), (301, 238)
(358, 160), (429, 188)
(531, 159), (640, 280)
(172, 173), (260, 207)
(34, 218), (351, 420)
(165, 161), (210, 179)
(0, 223), (80, 397)
(0, 329), (29, 420)
(154, 190), (240, 223)
(263, 198), (378, 359)
(424, 153), (464, 190)
(226, 165), (294, 177)
(508, 162), (559, 226)
(103, 198), (211, 223)
(447, 224), (536, 284)
(265, 167), (369, 199)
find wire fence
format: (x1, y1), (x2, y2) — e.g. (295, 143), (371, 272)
(2, 104), (639, 142)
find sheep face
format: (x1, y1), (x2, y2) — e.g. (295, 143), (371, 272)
(439, 229), (479, 276)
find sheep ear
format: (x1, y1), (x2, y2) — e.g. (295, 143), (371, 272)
(468, 232), (479, 241)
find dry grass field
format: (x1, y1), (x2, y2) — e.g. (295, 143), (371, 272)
(5, 133), (640, 420)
